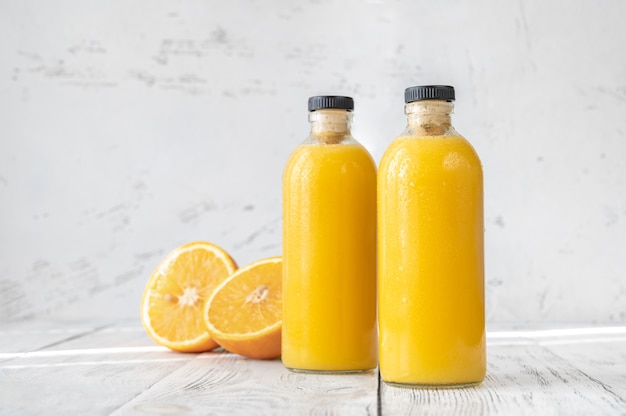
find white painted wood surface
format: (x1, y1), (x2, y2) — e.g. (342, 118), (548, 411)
(1, 321), (625, 415)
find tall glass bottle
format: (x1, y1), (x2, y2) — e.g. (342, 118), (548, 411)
(378, 85), (486, 387)
(282, 96), (377, 372)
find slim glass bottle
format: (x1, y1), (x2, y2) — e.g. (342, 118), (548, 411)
(378, 85), (486, 387)
(282, 96), (377, 372)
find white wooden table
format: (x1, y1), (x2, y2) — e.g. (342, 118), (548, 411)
(1, 320), (625, 415)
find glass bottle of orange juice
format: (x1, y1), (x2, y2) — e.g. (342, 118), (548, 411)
(378, 85), (486, 387)
(282, 96), (377, 372)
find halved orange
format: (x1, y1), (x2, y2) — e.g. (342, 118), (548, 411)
(204, 256), (282, 359)
(141, 241), (237, 352)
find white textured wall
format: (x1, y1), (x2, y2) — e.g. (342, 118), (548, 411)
(1, 0), (625, 323)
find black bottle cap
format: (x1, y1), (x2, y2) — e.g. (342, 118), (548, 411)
(404, 85), (455, 103)
(308, 96), (354, 112)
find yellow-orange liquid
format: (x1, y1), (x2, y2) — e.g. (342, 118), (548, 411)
(378, 135), (486, 386)
(282, 143), (377, 372)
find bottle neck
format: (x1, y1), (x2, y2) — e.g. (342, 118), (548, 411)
(309, 109), (353, 144)
(405, 100), (455, 136)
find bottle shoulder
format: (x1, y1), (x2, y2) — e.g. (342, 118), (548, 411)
(379, 134), (482, 172)
(285, 140), (376, 174)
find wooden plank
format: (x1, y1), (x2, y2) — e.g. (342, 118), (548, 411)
(111, 354), (378, 416)
(1, 320), (378, 415)
(0, 319), (108, 355)
(0, 355), (192, 415)
(379, 335), (626, 415)
(0, 321), (196, 415)
(536, 328), (626, 401)
(0, 319), (156, 364)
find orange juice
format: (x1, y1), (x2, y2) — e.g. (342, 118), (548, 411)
(378, 86), (485, 387)
(282, 97), (377, 372)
